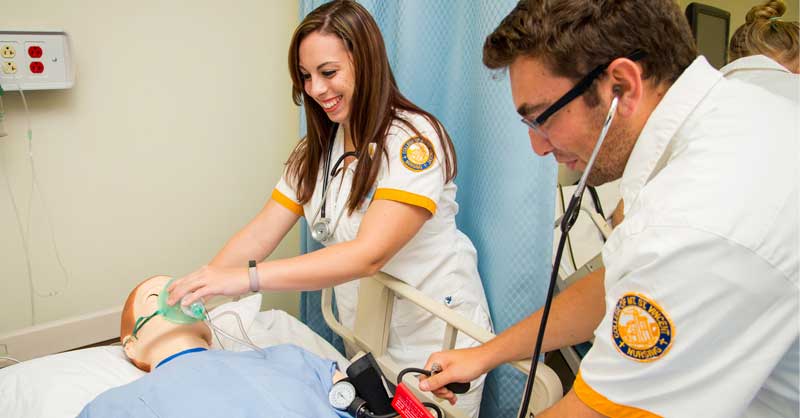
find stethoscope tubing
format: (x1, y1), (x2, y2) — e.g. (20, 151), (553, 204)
(518, 96), (619, 417)
(310, 123), (359, 242)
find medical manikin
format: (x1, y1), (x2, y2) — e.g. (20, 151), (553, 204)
(77, 275), (350, 418)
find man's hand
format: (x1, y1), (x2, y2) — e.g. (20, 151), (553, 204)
(418, 347), (491, 405)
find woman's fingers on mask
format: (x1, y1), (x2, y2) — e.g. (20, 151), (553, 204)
(168, 265), (248, 306)
(167, 269), (206, 305)
(179, 280), (210, 306)
(166, 280), (186, 305)
(182, 284), (215, 305)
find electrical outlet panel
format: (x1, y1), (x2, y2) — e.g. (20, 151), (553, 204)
(0, 30), (74, 91)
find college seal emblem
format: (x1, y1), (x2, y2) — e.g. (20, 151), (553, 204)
(612, 293), (674, 362)
(400, 136), (435, 172)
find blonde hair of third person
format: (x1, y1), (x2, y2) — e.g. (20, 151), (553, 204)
(729, 0), (799, 73)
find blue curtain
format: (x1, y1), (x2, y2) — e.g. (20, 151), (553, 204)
(297, 2), (556, 417)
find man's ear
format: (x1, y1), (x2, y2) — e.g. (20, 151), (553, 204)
(605, 57), (644, 118)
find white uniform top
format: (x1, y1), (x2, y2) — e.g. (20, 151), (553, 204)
(574, 57), (799, 417)
(273, 111), (492, 417)
(720, 54), (800, 103)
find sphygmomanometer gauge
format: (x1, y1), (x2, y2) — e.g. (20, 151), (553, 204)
(329, 379), (357, 411)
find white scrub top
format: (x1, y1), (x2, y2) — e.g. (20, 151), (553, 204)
(575, 57), (799, 417)
(273, 111), (492, 417)
(720, 54), (799, 102)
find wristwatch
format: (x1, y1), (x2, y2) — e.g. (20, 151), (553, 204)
(248, 260), (260, 292)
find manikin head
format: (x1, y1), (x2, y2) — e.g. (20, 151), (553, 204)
(120, 275), (212, 372)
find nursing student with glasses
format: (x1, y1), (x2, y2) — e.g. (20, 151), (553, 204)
(420, 1), (798, 417)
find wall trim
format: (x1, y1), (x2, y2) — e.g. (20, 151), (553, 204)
(0, 307), (121, 362)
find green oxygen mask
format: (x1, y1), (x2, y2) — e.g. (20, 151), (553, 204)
(129, 278), (206, 341)
(158, 278), (206, 324)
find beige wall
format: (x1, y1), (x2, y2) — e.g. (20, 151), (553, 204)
(678, 0), (799, 39)
(2, 0), (796, 337)
(0, 0), (301, 334)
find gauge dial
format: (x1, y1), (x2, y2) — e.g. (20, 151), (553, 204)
(329, 380), (356, 410)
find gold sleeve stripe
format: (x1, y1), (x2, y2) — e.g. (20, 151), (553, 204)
(573, 372), (662, 418)
(374, 188), (437, 215)
(271, 189), (304, 217)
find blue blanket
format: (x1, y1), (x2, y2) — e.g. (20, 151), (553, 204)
(78, 344), (350, 418)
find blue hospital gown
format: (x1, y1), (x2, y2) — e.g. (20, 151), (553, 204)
(77, 344), (351, 418)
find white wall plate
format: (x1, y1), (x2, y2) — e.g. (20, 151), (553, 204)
(0, 30), (74, 91)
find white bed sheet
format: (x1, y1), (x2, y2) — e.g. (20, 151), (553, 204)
(0, 294), (348, 418)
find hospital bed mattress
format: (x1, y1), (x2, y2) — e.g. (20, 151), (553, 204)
(0, 294), (348, 418)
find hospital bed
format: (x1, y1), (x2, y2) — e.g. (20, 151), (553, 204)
(0, 272), (563, 418)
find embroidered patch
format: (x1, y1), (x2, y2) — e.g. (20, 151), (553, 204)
(612, 293), (673, 362)
(400, 136), (435, 172)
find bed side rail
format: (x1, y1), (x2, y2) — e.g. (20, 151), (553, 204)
(322, 272), (563, 417)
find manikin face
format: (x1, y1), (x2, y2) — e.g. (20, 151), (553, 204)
(123, 275), (211, 371)
(509, 55), (632, 186)
(298, 31), (356, 127)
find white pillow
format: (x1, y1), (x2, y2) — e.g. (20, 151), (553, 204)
(206, 293), (262, 350)
(247, 309), (349, 371)
(0, 345), (141, 418)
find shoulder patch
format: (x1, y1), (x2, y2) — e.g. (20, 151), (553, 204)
(400, 136), (435, 172)
(612, 293), (674, 362)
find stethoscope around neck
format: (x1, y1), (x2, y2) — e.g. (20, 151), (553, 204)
(310, 125), (358, 243)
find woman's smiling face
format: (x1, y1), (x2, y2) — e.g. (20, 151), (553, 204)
(298, 31), (356, 127)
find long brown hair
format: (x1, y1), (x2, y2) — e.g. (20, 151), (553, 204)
(287, 0), (456, 214)
(729, 0), (799, 72)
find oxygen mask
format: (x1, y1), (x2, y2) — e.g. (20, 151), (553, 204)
(129, 278), (206, 342)
(158, 278), (206, 323)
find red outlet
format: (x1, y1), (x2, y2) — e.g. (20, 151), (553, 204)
(30, 61), (44, 74)
(28, 45), (43, 58)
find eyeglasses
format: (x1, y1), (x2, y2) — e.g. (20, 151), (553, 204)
(521, 50), (646, 139)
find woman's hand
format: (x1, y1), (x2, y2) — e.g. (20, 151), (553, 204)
(166, 265), (250, 306)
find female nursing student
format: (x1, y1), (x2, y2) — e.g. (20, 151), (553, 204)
(728, 0), (799, 74)
(167, 1), (491, 416)
(722, 0), (799, 102)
